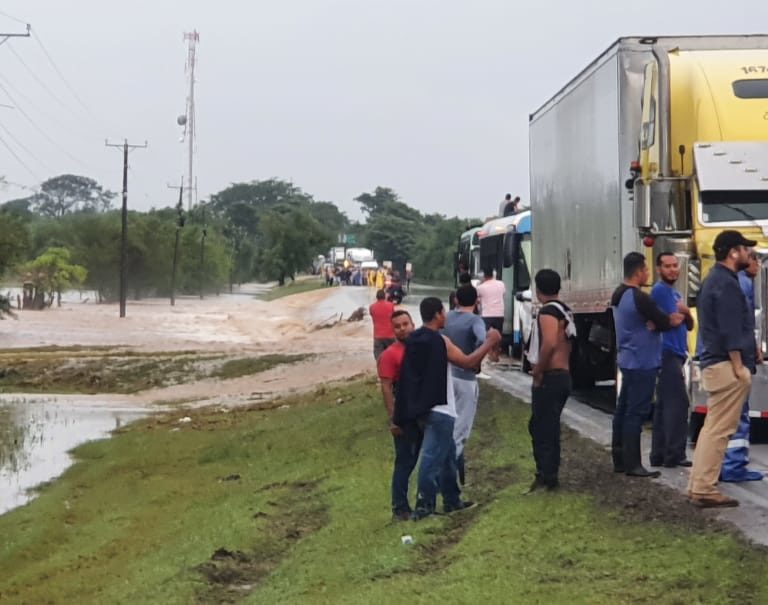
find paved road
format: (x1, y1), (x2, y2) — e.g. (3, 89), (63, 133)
(486, 364), (768, 547)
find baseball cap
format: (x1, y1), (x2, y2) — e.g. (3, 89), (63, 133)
(713, 230), (757, 255)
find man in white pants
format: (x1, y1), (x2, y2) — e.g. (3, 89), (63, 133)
(442, 285), (486, 485)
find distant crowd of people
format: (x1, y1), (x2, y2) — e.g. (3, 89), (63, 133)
(366, 227), (763, 519)
(325, 265), (411, 294)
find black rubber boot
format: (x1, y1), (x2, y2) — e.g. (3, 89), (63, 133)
(623, 433), (661, 478)
(611, 432), (624, 473)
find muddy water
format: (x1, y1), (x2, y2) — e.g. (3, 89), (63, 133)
(309, 283), (452, 326)
(0, 396), (147, 515)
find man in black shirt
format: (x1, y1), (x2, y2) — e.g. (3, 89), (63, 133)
(688, 230), (756, 508)
(527, 269), (574, 492)
(394, 297), (500, 520)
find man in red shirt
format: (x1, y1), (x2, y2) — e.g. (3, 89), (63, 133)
(370, 289), (396, 361)
(378, 310), (418, 520)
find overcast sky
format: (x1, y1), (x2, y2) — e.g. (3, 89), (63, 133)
(0, 1), (765, 221)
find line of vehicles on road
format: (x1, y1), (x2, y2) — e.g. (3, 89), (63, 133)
(458, 34), (768, 430)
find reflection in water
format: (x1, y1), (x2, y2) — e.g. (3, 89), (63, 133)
(0, 397), (146, 515)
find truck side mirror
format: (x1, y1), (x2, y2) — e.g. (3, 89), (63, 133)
(503, 233), (516, 268)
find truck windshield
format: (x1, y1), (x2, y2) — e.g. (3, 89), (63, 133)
(701, 190), (768, 223)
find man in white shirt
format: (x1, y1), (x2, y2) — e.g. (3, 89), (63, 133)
(477, 268), (506, 335)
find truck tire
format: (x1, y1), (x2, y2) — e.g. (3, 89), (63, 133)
(570, 339), (596, 390)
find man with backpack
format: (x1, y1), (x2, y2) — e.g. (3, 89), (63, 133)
(527, 269), (576, 492)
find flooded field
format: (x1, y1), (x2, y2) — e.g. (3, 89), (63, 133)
(0, 281), (448, 517)
(0, 283), (378, 515)
(0, 396), (147, 514)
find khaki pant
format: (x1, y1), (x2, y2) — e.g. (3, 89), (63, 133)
(688, 361), (752, 496)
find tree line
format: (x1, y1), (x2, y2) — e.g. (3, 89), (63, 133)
(0, 174), (478, 312)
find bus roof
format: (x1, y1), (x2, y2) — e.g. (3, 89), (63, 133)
(477, 210), (531, 239)
(459, 225), (483, 241)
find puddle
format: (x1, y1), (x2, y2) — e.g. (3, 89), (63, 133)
(0, 395), (148, 515)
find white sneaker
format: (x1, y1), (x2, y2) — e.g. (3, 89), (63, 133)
(477, 372), (491, 380)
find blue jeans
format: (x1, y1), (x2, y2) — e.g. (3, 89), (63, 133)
(415, 412), (461, 513)
(613, 368), (658, 438)
(391, 422), (423, 514)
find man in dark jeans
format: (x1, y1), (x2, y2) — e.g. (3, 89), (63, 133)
(611, 252), (684, 477)
(650, 252), (695, 468)
(394, 297), (500, 520)
(378, 310), (420, 521)
(528, 269), (574, 492)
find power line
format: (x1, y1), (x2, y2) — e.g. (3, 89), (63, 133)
(0, 9), (29, 26)
(5, 40), (86, 123)
(3, 179), (39, 194)
(0, 132), (39, 182)
(0, 118), (51, 172)
(0, 71), (81, 138)
(30, 26), (95, 121)
(0, 79), (91, 170)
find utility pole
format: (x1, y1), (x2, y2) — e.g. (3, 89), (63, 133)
(181, 30), (199, 212)
(0, 23), (30, 47)
(168, 178), (186, 306)
(105, 139), (147, 318)
(199, 202), (207, 299)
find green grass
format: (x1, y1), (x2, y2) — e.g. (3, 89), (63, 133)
(0, 381), (766, 604)
(260, 279), (325, 301)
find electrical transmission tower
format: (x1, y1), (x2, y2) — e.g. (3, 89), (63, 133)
(178, 30), (199, 212)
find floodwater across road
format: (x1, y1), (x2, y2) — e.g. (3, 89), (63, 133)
(309, 282), (452, 326)
(0, 395), (147, 515)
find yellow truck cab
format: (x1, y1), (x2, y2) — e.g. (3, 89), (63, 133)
(530, 35), (768, 426)
(634, 39), (768, 429)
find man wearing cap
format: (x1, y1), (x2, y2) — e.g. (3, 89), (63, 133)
(719, 248), (763, 482)
(688, 230), (756, 508)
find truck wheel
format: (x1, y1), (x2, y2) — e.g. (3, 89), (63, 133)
(570, 341), (595, 390)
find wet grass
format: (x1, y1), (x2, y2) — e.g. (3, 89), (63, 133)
(0, 351), (311, 394)
(211, 354), (310, 380)
(0, 381), (766, 604)
(260, 279), (325, 301)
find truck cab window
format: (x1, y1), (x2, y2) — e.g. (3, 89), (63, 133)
(732, 79), (768, 98)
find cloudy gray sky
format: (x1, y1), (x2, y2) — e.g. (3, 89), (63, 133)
(0, 0), (765, 221)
